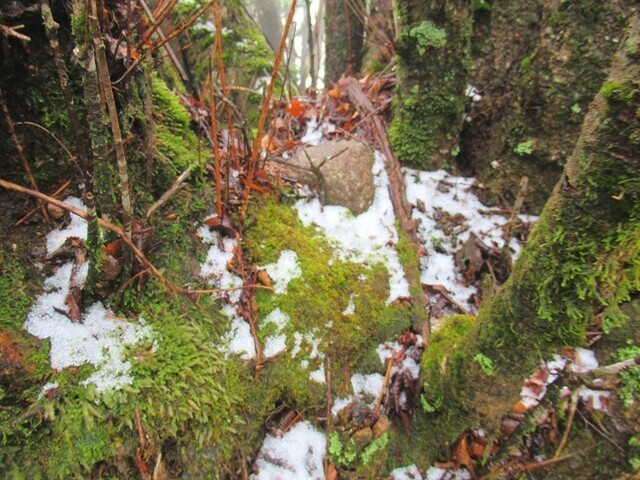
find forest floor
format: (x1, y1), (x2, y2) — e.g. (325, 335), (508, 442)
(2, 70), (639, 479)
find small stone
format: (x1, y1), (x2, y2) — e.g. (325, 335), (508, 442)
(286, 139), (376, 214)
(352, 427), (373, 447)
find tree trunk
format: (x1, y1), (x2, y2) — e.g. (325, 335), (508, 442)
(254, 0), (283, 51)
(324, 0), (364, 84)
(422, 9), (640, 436)
(389, 0), (472, 170)
(458, 0), (634, 211)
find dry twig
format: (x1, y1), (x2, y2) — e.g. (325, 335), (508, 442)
(240, 0), (298, 226)
(0, 88), (49, 223)
(88, 0), (133, 239)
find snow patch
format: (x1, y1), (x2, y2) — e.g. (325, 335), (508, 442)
(46, 196), (88, 253)
(404, 168), (538, 311)
(252, 421), (326, 480)
(25, 210), (153, 393)
(263, 250), (302, 294)
(296, 152), (409, 304)
(391, 465), (423, 480)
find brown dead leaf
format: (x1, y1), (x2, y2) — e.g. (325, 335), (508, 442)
(103, 239), (122, 257)
(325, 462), (338, 480)
(452, 434), (475, 478)
(256, 270), (272, 288)
(204, 215), (237, 238)
(513, 401), (529, 414)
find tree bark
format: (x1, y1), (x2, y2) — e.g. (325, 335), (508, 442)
(458, 0), (634, 211)
(254, 0), (283, 51)
(389, 0), (472, 169)
(324, 0), (364, 84)
(421, 10), (640, 435)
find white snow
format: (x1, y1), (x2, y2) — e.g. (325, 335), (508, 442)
(578, 387), (611, 413)
(391, 463), (471, 479)
(221, 305), (256, 360)
(263, 250), (302, 294)
(309, 364), (325, 384)
(301, 118), (323, 145)
(46, 196), (88, 254)
(25, 206), (153, 393)
(569, 348), (599, 373)
(404, 168), (537, 310)
(261, 308), (291, 357)
(376, 340), (422, 381)
(426, 467), (471, 480)
(262, 308), (290, 330)
(296, 152), (410, 304)
(342, 293), (357, 316)
(263, 334), (288, 357)
(466, 84), (482, 103)
(519, 349), (600, 411)
(252, 421), (326, 480)
(391, 465), (423, 480)
(198, 221), (243, 303)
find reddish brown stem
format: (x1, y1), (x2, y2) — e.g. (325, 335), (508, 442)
(239, 0), (298, 226)
(213, 0), (239, 176)
(209, 40), (223, 218)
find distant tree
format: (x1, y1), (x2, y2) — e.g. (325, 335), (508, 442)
(253, 0), (283, 50)
(325, 0), (364, 84)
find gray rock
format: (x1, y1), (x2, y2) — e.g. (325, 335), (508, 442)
(287, 139), (376, 214)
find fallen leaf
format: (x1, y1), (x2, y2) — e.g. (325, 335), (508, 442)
(286, 99), (305, 117)
(256, 270), (272, 288)
(103, 239), (122, 257)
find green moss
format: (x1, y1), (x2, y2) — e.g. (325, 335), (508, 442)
(420, 315), (475, 410)
(0, 251), (34, 330)
(151, 74), (201, 192)
(246, 199), (413, 395)
(600, 81), (637, 103)
(392, 0), (472, 168)
(407, 21), (447, 55)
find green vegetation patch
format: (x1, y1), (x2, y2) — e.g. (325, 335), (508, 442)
(245, 199), (414, 397)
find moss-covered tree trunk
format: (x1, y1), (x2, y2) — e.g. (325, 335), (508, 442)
(422, 10), (640, 434)
(389, 0), (472, 169)
(325, 0), (364, 84)
(458, 0), (633, 211)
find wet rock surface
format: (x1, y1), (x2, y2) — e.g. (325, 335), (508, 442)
(287, 139), (376, 214)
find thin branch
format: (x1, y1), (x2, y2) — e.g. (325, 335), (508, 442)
(0, 179), (270, 299)
(554, 391), (578, 459)
(213, 0), (240, 173)
(0, 24), (31, 42)
(15, 180), (71, 227)
(15, 121), (75, 163)
(89, 0), (133, 240)
(138, 0), (189, 82)
(590, 354), (640, 377)
(1, 178), (177, 292)
(240, 0), (298, 226)
(0, 88), (49, 223)
(374, 358), (394, 413)
(208, 43), (223, 218)
(145, 168), (191, 220)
